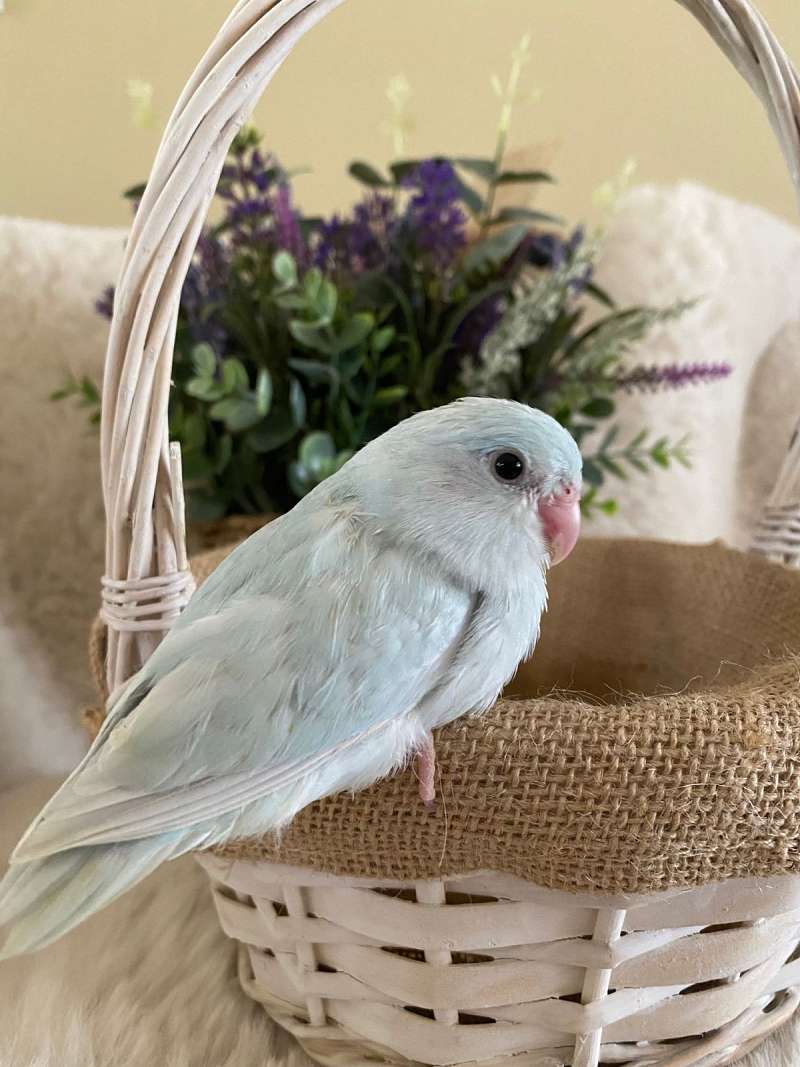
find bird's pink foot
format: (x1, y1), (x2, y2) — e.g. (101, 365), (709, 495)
(416, 731), (436, 810)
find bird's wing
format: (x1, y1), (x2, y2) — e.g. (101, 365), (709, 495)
(14, 513), (475, 861)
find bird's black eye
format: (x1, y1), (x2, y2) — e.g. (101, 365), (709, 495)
(493, 451), (526, 482)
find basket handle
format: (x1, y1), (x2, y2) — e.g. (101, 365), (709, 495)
(99, 0), (800, 694)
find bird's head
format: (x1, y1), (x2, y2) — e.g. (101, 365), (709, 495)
(328, 397), (582, 597)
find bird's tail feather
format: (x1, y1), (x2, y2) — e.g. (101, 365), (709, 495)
(0, 834), (187, 960)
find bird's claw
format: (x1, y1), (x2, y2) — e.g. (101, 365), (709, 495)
(416, 731), (436, 809)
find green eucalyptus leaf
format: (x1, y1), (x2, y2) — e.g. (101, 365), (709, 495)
(191, 343), (217, 378)
(303, 268), (323, 303)
(289, 320), (336, 355)
(181, 412), (206, 451)
(255, 368), (273, 415)
(462, 224), (529, 273)
(288, 357), (340, 387)
(273, 292), (309, 311)
(209, 396), (262, 432)
(208, 397), (240, 421)
(222, 358), (249, 395)
(299, 431), (336, 473)
(228, 400), (264, 433)
(272, 250), (297, 287)
(349, 161), (390, 187)
(372, 325), (396, 353)
(372, 385), (409, 407)
(185, 377), (225, 402)
(335, 312), (374, 353)
(289, 377), (307, 426)
(314, 279), (338, 323)
(246, 411), (298, 453)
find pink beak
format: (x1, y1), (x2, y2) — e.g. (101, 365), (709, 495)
(537, 485), (581, 566)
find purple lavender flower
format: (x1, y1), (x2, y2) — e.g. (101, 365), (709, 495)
(181, 232), (229, 352)
(314, 194), (397, 275)
(453, 294), (505, 357)
(527, 232), (567, 269)
(271, 183), (307, 266)
(525, 226), (590, 289)
(313, 213), (348, 272)
(350, 194), (396, 270)
(401, 159), (467, 270)
(616, 361), (733, 392)
(219, 146), (286, 246)
(439, 292), (506, 392)
(95, 285), (115, 320)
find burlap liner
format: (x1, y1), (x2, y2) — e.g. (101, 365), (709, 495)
(85, 526), (800, 895)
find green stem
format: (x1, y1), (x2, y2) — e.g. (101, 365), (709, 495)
(480, 128), (506, 239)
(480, 37), (529, 236)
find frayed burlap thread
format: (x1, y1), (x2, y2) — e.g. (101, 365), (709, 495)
(86, 534), (800, 897)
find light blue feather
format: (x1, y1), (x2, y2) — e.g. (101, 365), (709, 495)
(0, 398), (582, 958)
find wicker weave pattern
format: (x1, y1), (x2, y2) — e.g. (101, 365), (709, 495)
(199, 856), (800, 1067)
(751, 420), (800, 565)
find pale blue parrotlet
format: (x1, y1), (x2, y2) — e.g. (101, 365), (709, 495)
(0, 397), (581, 958)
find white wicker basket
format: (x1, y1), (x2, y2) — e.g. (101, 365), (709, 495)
(197, 859), (800, 1067)
(97, 2), (800, 1065)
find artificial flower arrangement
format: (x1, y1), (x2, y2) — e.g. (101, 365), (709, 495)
(57, 55), (729, 522)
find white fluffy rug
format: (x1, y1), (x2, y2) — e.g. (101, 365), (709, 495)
(0, 780), (311, 1067)
(0, 779), (798, 1067)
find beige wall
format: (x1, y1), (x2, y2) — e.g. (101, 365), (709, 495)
(1, 0), (799, 230)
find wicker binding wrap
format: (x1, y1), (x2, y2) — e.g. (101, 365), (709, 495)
(96, 2), (800, 1065)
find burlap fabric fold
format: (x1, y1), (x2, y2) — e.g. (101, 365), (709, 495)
(86, 531), (800, 896)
